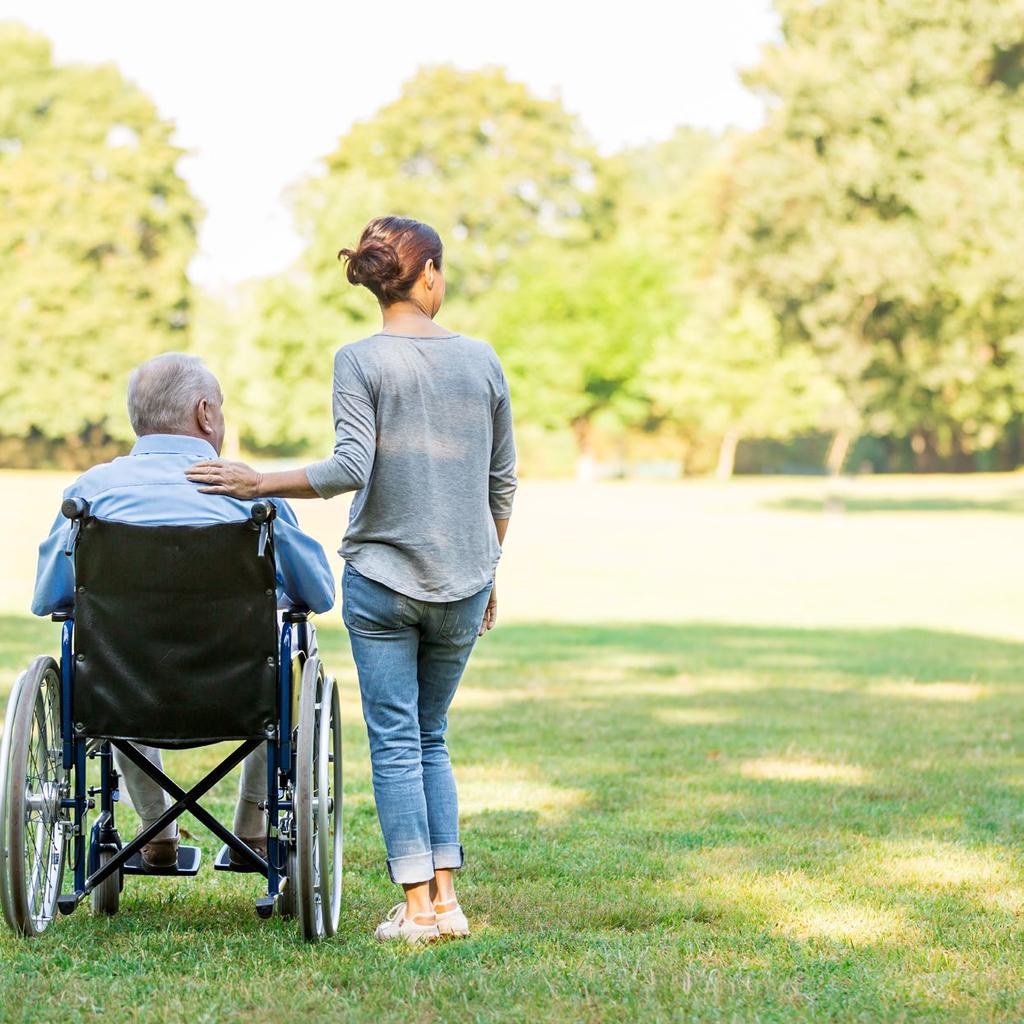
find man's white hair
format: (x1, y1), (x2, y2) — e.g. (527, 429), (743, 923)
(127, 352), (221, 437)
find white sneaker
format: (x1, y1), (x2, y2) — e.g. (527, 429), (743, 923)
(434, 899), (470, 938)
(374, 903), (441, 945)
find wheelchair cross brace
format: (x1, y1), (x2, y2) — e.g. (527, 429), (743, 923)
(57, 737), (268, 916)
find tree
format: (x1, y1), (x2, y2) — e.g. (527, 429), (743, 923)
(723, 0), (1024, 471)
(241, 64), (621, 458)
(293, 65), (615, 308)
(480, 241), (676, 475)
(0, 24), (200, 456)
(643, 286), (841, 478)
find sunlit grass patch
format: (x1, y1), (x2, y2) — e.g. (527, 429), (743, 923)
(738, 756), (869, 785)
(868, 680), (991, 702)
(874, 841), (1013, 889)
(451, 684), (539, 709)
(787, 902), (919, 946)
(458, 763), (588, 821)
(652, 707), (737, 726)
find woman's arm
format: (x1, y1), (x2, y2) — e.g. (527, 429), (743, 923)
(185, 348), (376, 500)
(185, 462), (319, 499)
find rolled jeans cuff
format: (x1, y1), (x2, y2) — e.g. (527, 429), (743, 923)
(386, 851), (436, 885)
(432, 843), (464, 870)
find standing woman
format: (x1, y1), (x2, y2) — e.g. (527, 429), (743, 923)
(187, 216), (517, 944)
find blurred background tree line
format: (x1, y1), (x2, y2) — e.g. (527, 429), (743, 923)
(3, 0), (1024, 477)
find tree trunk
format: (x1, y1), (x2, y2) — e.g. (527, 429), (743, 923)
(826, 427), (853, 477)
(715, 429), (740, 480)
(572, 416), (597, 482)
(911, 429), (938, 472)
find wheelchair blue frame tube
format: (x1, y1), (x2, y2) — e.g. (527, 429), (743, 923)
(73, 737), (87, 892)
(265, 623), (293, 897)
(60, 620), (74, 770)
(278, 624), (293, 778)
(60, 618), (88, 891)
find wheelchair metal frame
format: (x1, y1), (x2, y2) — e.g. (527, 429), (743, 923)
(54, 608), (310, 918)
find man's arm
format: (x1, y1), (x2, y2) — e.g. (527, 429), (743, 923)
(270, 501), (336, 614)
(31, 506), (76, 617)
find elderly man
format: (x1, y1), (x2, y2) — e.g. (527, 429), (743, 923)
(32, 352), (335, 869)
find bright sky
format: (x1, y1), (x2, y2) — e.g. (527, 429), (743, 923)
(0, 0), (778, 289)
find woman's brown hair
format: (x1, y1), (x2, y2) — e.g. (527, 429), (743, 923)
(338, 216), (444, 306)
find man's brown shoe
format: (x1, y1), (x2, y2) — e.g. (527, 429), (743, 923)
(141, 836), (179, 871)
(229, 836), (268, 868)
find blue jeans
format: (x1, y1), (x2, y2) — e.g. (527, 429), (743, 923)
(342, 562), (493, 885)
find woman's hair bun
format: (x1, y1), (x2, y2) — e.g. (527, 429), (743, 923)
(337, 216), (444, 306)
(338, 239), (401, 289)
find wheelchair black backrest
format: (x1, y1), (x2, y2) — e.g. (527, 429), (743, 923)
(71, 513), (280, 748)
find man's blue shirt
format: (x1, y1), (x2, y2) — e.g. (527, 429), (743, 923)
(31, 434), (335, 616)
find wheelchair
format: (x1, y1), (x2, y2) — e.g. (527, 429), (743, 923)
(0, 499), (342, 941)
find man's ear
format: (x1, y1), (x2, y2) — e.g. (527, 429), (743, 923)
(196, 398), (213, 436)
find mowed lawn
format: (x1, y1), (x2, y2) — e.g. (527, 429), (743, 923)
(1, 473), (1024, 1023)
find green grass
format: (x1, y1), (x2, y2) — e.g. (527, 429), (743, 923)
(1, 615), (1023, 1023)
(2, 473), (1024, 1021)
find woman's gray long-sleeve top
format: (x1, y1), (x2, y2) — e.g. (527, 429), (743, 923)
(306, 331), (517, 602)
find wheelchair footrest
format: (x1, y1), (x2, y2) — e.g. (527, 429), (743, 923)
(213, 844), (263, 873)
(57, 894), (80, 916)
(123, 845), (202, 877)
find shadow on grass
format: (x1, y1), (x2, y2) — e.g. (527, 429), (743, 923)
(766, 494), (1024, 514)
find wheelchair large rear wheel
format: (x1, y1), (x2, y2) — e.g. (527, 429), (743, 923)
(0, 664), (28, 931)
(295, 656), (342, 941)
(1, 657), (67, 936)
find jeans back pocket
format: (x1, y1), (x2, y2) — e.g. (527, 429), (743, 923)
(342, 564), (408, 633)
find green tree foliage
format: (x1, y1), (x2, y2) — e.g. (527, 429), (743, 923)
(643, 287), (841, 476)
(0, 24), (199, 449)
(294, 65), (615, 306)
(609, 128), (838, 476)
(235, 278), (343, 455)
(481, 242), (676, 465)
(243, 65), (622, 458)
(723, 0), (1024, 469)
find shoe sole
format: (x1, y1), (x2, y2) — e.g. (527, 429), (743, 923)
(374, 928), (441, 945)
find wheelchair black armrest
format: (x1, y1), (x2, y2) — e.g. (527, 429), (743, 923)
(282, 606), (310, 623)
(51, 607), (74, 622)
(61, 497), (91, 520)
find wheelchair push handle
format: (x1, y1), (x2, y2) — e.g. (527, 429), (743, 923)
(61, 497), (91, 557)
(62, 497), (91, 521)
(249, 500), (276, 526)
(250, 500), (276, 558)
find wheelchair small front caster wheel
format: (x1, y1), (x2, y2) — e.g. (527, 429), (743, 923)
(277, 848), (296, 919)
(91, 849), (120, 916)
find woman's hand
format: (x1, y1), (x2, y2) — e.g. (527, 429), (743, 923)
(478, 579), (498, 635)
(185, 459), (263, 499)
